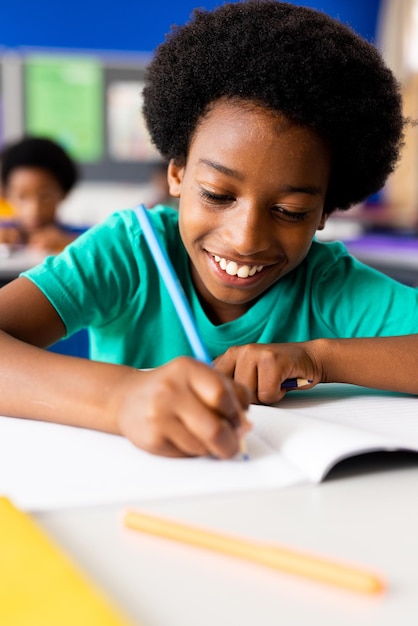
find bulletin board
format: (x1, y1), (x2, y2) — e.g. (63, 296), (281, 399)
(1, 50), (161, 183)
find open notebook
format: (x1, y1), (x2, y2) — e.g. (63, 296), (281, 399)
(1, 384), (417, 511)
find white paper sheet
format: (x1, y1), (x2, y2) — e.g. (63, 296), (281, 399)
(0, 413), (303, 512)
(1, 385), (417, 512)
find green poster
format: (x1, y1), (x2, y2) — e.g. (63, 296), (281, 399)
(25, 56), (103, 162)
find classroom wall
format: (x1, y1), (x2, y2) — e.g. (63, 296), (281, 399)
(0, 0), (384, 228)
(1, 0), (382, 51)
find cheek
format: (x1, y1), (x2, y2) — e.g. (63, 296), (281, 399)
(42, 204), (57, 219)
(14, 202), (32, 217)
(178, 208), (194, 252)
(280, 224), (318, 259)
(178, 202), (207, 241)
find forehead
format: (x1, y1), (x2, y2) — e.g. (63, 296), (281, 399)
(6, 167), (61, 192)
(188, 99), (331, 180)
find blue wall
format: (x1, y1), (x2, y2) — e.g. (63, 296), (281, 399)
(1, 1), (381, 52)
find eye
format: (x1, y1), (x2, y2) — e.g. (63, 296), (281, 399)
(199, 189), (234, 204)
(272, 206), (309, 222)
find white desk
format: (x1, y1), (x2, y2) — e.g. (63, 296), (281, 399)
(34, 453), (418, 626)
(0, 245), (47, 284)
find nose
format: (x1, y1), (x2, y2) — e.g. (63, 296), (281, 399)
(20, 197), (44, 228)
(224, 203), (271, 257)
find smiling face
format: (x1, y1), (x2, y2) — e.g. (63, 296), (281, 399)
(168, 99), (331, 324)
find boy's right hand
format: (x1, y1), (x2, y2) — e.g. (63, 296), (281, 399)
(114, 357), (251, 459)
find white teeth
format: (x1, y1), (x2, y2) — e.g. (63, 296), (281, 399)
(226, 261), (238, 275)
(212, 255), (264, 278)
(237, 265), (250, 278)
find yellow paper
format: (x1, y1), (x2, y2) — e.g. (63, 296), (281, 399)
(0, 497), (133, 626)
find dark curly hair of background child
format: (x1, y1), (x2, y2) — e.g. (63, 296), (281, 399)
(1, 137), (78, 194)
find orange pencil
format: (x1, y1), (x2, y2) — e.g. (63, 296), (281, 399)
(124, 509), (386, 595)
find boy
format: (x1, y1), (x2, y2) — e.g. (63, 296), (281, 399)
(0, 136), (80, 250)
(0, 1), (417, 459)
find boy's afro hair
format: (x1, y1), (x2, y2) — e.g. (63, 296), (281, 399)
(1, 136), (79, 193)
(143, 0), (405, 212)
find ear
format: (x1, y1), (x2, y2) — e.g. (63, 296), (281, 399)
(167, 159), (185, 198)
(317, 212), (328, 231)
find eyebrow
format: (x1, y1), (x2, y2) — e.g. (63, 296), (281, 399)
(279, 184), (323, 196)
(198, 159), (323, 196)
(198, 158), (244, 180)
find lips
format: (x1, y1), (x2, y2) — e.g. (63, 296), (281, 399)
(213, 254), (264, 278)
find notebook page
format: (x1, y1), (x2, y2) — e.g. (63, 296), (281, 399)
(246, 384), (418, 482)
(277, 384), (418, 445)
(248, 403), (403, 483)
(0, 415), (304, 512)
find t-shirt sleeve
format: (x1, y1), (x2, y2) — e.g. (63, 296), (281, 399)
(21, 211), (142, 337)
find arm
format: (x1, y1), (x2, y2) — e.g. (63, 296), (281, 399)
(0, 277), (250, 458)
(214, 336), (418, 404)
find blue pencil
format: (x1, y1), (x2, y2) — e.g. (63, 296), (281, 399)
(134, 204), (211, 363)
(281, 378), (313, 389)
(134, 204), (249, 460)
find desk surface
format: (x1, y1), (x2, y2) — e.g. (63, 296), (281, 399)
(34, 452), (418, 626)
(0, 245), (47, 280)
(2, 235), (418, 623)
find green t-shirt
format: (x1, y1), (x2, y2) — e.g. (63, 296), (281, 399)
(22, 205), (418, 367)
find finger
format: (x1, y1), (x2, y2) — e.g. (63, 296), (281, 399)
(216, 345), (259, 402)
(187, 361), (247, 429)
(123, 416), (184, 457)
(233, 359), (258, 398)
(146, 440), (191, 458)
(128, 414), (208, 458)
(257, 369), (287, 404)
(173, 389), (239, 459)
(258, 373), (297, 404)
(213, 351), (236, 378)
(232, 379), (254, 409)
(167, 417), (210, 457)
(132, 430), (190, 458)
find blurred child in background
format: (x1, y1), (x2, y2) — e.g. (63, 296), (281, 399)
(0, 136), (81, 251)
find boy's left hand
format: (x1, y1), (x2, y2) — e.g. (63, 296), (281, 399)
(214, 342), (320, 404)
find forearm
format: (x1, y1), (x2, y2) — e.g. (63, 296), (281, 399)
(311, 335), (418, 395)
(0, 330), (250, 459)
(0, 330), (134, 433)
